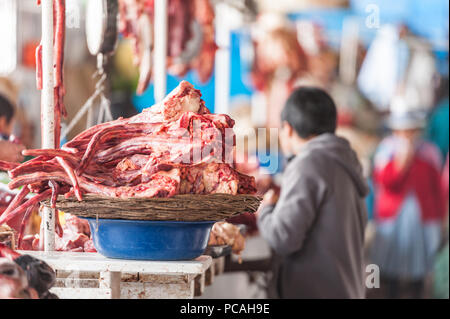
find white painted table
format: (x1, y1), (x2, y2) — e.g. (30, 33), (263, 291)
(20, 251), (214, 299)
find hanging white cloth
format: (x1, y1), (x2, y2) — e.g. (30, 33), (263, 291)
(400, 37), (437, 111)
(358, 25), (437, 112)
(357, 25), (404, 111)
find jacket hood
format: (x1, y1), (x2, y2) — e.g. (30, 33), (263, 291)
(301, 133), (369, 197)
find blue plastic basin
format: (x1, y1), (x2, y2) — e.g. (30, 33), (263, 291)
(85, 218), (215, 261)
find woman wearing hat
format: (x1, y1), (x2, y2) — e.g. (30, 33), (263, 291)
(371, 110), (447, 298)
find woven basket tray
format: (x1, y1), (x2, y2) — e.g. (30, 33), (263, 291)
(43, 194), (261, 222)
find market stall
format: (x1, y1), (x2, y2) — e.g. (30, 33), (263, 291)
(1, 0), (447, 302)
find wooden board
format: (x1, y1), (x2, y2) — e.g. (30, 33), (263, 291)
(19, 251), (214, 299)
(20, 251), (212, 274)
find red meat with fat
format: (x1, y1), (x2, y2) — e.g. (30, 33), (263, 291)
(0, 81), (256, 247)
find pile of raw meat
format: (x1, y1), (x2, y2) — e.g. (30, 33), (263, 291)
(0, 81), (256, 248)
(119, 0), (217, 94)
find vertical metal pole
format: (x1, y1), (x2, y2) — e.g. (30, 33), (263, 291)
(154, 0), (168, 103)
(214, 2), (230, 115)
(41, 0), (56, 251)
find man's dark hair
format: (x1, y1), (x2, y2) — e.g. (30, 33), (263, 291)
(0, 95), (15, 124)
(281, 87), (337, 139)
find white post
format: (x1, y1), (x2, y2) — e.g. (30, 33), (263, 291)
(214, 2), (231, 115)
(339, 17), (359, 85)
(41, 0), (56, 251)
(154, 0), (168, 103)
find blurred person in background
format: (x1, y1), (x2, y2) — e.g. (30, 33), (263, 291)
(432, 155), (449, 299)
(0, 87), (25, 164)
(371, 110), (447, 299)
(250, 14), (309, 130)
(257, 87), (368, 299)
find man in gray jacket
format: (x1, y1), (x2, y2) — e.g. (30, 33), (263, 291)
(258, 87), (369, 299)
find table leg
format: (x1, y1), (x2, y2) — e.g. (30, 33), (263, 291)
(100, 271), (121, 299)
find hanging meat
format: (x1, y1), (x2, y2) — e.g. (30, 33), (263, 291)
(187, 0), (218, 83)
(251, 26), (308, 92)
(118, 0), (217, 94)
(0, 81), (256, 240)
(35, 0), (67, 148)
(251, 16), (309, 128)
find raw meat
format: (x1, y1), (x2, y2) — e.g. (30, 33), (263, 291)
(188, 0), (217, 83)
(0, 161), (20, 171)
(250, 23), (308, 129)
(19, 213), (96, 253)
(53, 213), (94, 252)
(64, 213), (91, 237)
(0, 82), (256, 239)
(251, 26), (308, 92)
(0, 243), (57, 299)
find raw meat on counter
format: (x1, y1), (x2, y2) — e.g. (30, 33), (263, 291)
(20, 213), (96, 253)
(2, 165), (94, 253)
(0, 188), (35, 233)
(0, 81), (256, 240)
(56, 213), (96, 252)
